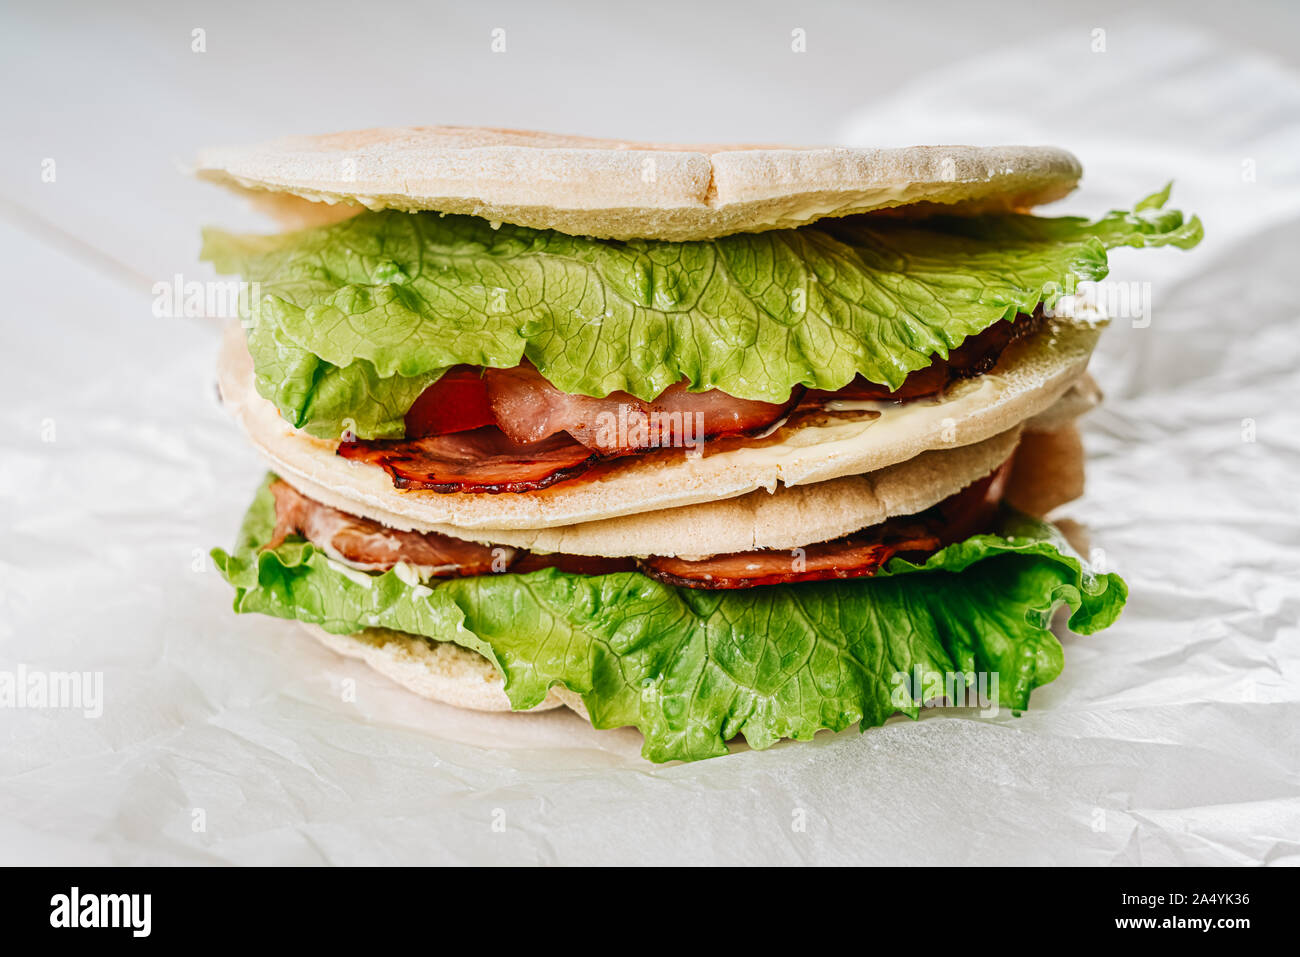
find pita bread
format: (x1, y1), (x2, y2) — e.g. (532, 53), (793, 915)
(1023, 373), (1100, 432)
(241, 188), (362, 230)
(302, 624), (566, 713)
(195, 126), (1081, 240)
(217, 314), (1101, 531)
(1003, 424), (1087, 518)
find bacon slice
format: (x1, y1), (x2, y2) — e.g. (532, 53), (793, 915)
(807, 309), (1043, 402)
(267, 479), (505, 575)
(637, 529), (942, 589)
(267, 478), (632, 577)
(637, 460), (1014, 589)
(482, 363), (621, 446)
(484, 362), (799, 453)
(509, 552), (638, 576)
(338, 426), (600, 493)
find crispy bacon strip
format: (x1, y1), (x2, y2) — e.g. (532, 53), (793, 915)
(267, 479), (505, 575)
(637, 460), (1013, 589)
(484, 362), (801, 453)
(403, 362), (800, 453)
(637, 529), (942, 589)
(509, 552), (637, 576)
(337, 426), (601, 493)
(807, 309), (1043, 402)
(267, 479), (632, 577)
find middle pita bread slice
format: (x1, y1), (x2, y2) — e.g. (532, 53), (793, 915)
(218, 310), (1101, 533)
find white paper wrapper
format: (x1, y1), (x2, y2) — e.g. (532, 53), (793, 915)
(1, 16), (1296, 865)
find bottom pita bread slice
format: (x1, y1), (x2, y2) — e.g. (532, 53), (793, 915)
(301, 624), (566, 713)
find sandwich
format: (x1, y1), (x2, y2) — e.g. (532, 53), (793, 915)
(197, 128), (1201, 762)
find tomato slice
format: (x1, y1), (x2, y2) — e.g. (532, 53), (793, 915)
(404, 366), (496, 438)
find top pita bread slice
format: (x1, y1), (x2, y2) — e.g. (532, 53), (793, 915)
(195, 126), (1081, 240)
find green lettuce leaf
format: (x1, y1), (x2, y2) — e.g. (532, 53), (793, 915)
(213, 477), (1127, 762)
(243, 317), (436, 440)
(203, 189), (1201, 439)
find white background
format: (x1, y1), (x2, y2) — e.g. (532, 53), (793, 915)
(1, 0), (1297, 864)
